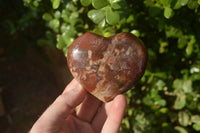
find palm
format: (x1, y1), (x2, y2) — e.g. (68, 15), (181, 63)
(56, 94), (124, 133)
(30, 79), (126, 133)
(63, 115), (95, 133)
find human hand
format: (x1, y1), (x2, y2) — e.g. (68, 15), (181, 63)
(30, 79), (127, 133)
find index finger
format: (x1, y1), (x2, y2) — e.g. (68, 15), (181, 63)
(42, 79), (86, 119)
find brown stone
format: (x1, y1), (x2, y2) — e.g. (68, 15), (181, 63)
(67, 32), (148, 102)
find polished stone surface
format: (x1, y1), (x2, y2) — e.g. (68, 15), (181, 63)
(67, 32), (148, 102)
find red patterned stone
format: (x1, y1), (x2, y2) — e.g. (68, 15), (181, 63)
(67, 32), (148, 102)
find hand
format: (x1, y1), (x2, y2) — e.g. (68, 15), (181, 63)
(30, 79), (127, 133)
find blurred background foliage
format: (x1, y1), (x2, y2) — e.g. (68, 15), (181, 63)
(1, 0), (200, 132)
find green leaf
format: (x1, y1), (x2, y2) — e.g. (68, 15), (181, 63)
(131, 30), (140, 37)
(186, 43), (193, 56)
(183, 80), (192, 93)
(51, 19), (60, 28)
(104, 32), (112, 37)
(61, 9), (70, 22)
(66, 2), (77, 11)
(178, 111), (190, 127)
(108, 0), (121, 4)
(67, 38), (74, 46)
(49, 19), (60, 32)
(161, 0), (172, 7)
(187, 0), (199, 9)
(156, 80), (166, 90)
(147, 73), (154, 84)
(92, 0), (109, 9)
(61, 32), (74, 46)
(33, 1), (39, 7)
(174, 126), (188, 133)
(42, 13), (53, 21)
(88, 9), (105, 24)
(173, 79), (183, 91)
(172, 0), (188, 9)
(165, 26), (183, 37)
(143, 96), (154, 106)
(54, 11), (61, 19)
(198, 0), (200, 4)
(186, 36), (195, 56)
(174, 94), (186, 110)
(159, 108), (169, 114)
(56, 35), (65, 49)
(190, 66), (200, 74)
(127, 15), (135, 23)
(70, 12), (79, 19)
(178, 36), (188, 49)
(193, 123), (200, 131)
(111, 2), (122, 9)
(173, 79), (192, 93)
(61, 25), (75, 37)
(159, 42), (168, 54)
(164, 7), (174, 19)
(191, 115), (200, 125)
(52, 0), (60, 9)
(181, 0), (189, 6)
(98, 19), (106, 28)
(110, 0), (126, 9)
(81, 0), (91, 6)
(155, 99), (167, 106)
(106, 7), (120, 25)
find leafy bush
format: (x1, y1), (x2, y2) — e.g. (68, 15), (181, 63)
(3, 0), (200, 132)
(0, 0), (49, 58)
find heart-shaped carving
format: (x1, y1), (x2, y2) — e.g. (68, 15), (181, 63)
(67, 32), (148, 102)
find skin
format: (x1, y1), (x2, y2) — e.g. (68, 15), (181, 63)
(30, 79), (127, 133)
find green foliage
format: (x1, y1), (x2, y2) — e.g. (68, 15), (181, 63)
(52, 0), (61, 9)
(92, 0), (109, 9)
(105, 6), (120, 25)
(2, 0), (200, 132)
(0, 0), (48, 58)
(81, 0), (91, 6)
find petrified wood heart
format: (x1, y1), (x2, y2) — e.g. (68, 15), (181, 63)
(67, 32), (148, 102)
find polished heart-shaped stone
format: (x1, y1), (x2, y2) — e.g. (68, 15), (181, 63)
(67, 32), (148, 102)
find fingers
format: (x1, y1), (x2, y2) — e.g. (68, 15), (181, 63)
(76, 93), (102, 122)
(102, 95), (127, 133)
(41, 79), (86, 120)
(30, 79), (87, 133)
(93, 95), (127, 133)
(64, 115), (95, 133)
(91, 102), (111, 133)
(62, 79), (79, 94)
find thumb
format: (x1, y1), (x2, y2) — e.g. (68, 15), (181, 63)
(31, 79), (86, 132)
(30, 79), (86, 133)
(44, 79), (86, 119)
